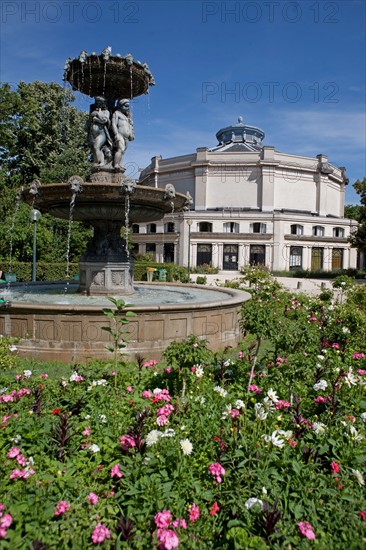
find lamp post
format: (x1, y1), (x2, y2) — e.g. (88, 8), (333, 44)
(187, 218), (193, 279)
(30, 209), (41, 282)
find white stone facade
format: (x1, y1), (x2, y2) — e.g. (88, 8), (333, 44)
(133, 120), (357, 273)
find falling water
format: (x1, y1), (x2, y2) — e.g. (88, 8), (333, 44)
(130, 66), (133, 102)
(88, 61), (92, 98)
(124, 193), (130, 258)
(103, 61), (107, 96)
(7, 193), (21, 274)
(65, 191), (77, 281)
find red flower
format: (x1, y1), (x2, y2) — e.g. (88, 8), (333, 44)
(359, 510), (366, 521)
(52, 408), (62, 415)
(331, 461), (340, 474)
(209, 502), (220, 516)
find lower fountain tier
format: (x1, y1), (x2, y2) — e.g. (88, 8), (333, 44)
(21, 182), (189, 223)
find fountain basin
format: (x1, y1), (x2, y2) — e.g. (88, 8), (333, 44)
(0, 282), (249, 363)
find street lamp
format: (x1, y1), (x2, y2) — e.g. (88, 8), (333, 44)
(187, 218), (193, 279)
(30, 209), (41, 282)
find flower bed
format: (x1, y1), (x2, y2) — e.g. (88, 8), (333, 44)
(0, 280), (366, 548)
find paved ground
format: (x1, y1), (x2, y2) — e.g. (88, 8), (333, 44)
(189, 271), (333, 295)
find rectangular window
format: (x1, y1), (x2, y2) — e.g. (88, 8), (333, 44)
(289, 246), (302, 270)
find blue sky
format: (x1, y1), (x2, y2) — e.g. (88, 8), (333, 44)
(1, 0), (365, 204)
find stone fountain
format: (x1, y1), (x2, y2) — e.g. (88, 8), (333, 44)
(0, 49), (249, 362)
(21, 48), (189, 296)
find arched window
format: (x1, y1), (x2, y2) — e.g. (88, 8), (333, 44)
(250, 222), (266, 234)
(290, 224), (303, 235)
(333, 227), (345, 238)
(164, 222), (175, 233)
(312, 225), (324, 237)
(147, 223), (157, 234)
(198, 222), (212, 232)
(223, 222), (239, 233)
(290, 246), (303, 270)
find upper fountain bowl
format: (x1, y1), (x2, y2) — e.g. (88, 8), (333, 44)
(63, 47), (155, 100)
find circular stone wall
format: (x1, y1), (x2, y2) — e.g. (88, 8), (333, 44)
(0, 284), (250, 363)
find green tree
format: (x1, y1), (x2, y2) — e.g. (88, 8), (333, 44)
(344, 203), (362, 221)
(349, 178), (366, 253)
(0, 81), (92, 266)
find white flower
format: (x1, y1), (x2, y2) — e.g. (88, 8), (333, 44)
(195, 396), (206, 405)
(11, 434), (21, 443)
(96, 379), (107, 386)
(316, 363), (323, 370)
(313, 422), (327, 435)
(261, 431), (285, 448)
(85, 415), (91, 420)
(342, 326), (350, 334)
(346, 425), (363, 442)
(245, 498), (263, 510)
(344, 368), (357, 387)
(317, 355), (325, 361)
(224, 359), (233, 367)
(0, 387), (8, 394)
(262, 397), (275, 413)
(161, 429), (176, 438)
(235, 399), (245, 410)
(313, 379), (328, 392)
(153, 388), (162, 395)
(221, 404), (232, 419)
(23, 370), (32, 377)
(255, 403), (268, 421)
(352, 469), (365, 486)
(180, 438), (193, 455)
(213, 386), (228, 397)
(89, 444), (100, 453)
(99, 414), (107, 423)
(267, 388), (279, 403)
(146, 430), (162, 446)
(361, 412), (366, 423)
(195, 366), (204, 378)
(277, 429), (293, 440)
(9, 345), (17, 352)
(262, 487), (268, 495)
(69, 371), (80, 382)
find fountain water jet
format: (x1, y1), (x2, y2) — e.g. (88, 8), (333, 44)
(0, 48), (250, 362)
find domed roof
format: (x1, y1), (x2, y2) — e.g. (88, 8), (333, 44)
(212, 117), (265, 152)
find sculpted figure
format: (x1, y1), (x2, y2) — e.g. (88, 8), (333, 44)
(88, 96), (112, 166)
(112, 99), (134, 169)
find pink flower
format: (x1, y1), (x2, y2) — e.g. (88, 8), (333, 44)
(353, 352), (365, 360)
(157, 415), (168, 427)
(357, 369), (366, 375)
(191, 366), (196, 373)
(298, 521), (316, 540)
(7, 447), (21, 458)
(156, 528), (179, 549)
(0, 513), (12, 529)
(16, 454), (27, 467)
(126, 386), (133, 393)
(9, 469), (25, 479)
(152, 389), (171, 403)
(208, 462), (226, 483)
(331, 461), (340, 474)
(247, 384), (262, 394)
(209, 501), (220, 516)
(157, 404), (174, 417)
(91, 523), (111, 544)
(15, 374), (22, 380)
(111, 464), (123, 478)
(189, 503), (200, 522)
(39, 373), (49, 378)
(165, 367), (172, 374)
(288, 439), (297, 447)
(54, 500), (71, 516)
(229, 409), (240, 418)
(83, 426), (91, 436)
(332, 343), (340, 349)
(154, 510), (172, 529)
(314, 396), (331, 404)
(87, 492), (99, 505)
(120, 435), (136, 450)
(172, 518), (187, 529)
(359, 510), (366, 521)
(142, 390), (152, 399)
(275, 400), (291, 410)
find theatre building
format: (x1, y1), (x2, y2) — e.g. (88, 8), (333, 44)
(132, 118), (358, 272)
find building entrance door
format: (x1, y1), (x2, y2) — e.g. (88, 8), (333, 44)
(223, 244), (238, 270)
(250, 245), (265, 266)
(197, 244), (212, 266)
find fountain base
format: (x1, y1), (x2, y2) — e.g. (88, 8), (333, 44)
(79, 261), (134, 295)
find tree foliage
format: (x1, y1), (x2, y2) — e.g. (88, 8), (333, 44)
(349, 178), (366, 253)
(0, 81), (92, 267)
